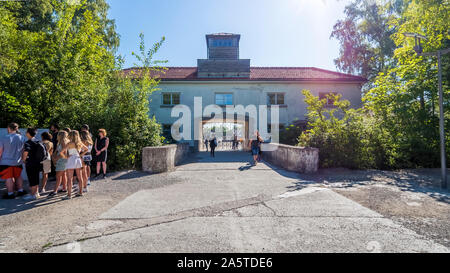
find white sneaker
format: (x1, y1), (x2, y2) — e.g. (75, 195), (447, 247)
(23, 194), (37, 201)
(83, 188), (88, 193)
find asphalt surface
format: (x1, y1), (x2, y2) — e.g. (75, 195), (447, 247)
(38, 152), (448, 253)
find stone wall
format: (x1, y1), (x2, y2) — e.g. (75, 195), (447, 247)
(261, 143), (319, 174)
(142, 143), (191, 173)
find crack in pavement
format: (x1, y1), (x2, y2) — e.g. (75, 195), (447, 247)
(261, 202), (278, 217)
(46, 188), (389, 251)
(46, 193), (272, 250)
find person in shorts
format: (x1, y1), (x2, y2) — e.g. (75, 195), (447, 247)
(0, 123), (27, 199)
(22, 128), (43, 200)
(48, 131), (68, 197)
(251, 130), (263, 165)
(40, 132), (53, 193)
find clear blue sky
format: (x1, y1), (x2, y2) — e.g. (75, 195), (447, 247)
(107, 0), (351, 71)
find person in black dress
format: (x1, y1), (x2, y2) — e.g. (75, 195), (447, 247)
(94, 129), (109, 179)
(209, 136), (217, 157)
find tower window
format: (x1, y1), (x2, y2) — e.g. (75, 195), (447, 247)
(211, 39), (233, 47)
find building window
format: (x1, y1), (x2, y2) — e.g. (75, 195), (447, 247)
(211, 39), (233, 47)
(162, 93), (180, 106)
(319, 92), (338, 107)
(215, 93), (233, 105)
(267, 93), (285, 105)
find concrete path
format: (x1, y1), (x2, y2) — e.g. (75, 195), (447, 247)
(46, 152), (449, 253)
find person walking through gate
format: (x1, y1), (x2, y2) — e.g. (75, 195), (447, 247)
(251, 130), (263, 165)
(209, 136), (217, 157)
(204, 137), (209, 152)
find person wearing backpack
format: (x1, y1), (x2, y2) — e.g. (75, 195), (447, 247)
(22, 128), (46, 201)
(209, 136), (217, 157)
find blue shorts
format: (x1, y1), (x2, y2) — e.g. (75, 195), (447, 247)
(251, 147), (259, 156)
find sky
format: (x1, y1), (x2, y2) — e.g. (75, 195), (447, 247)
(107, 0), (352, 71)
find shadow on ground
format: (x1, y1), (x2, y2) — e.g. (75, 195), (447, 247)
(292, 168), (450, 204)
(0, 180), (67, 216)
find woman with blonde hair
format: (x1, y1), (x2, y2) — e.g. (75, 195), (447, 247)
(65, 130), (88, 199)
(48, 131), (69, 197)
(80, 130), (93, 189)
(94, 128), (109, 179)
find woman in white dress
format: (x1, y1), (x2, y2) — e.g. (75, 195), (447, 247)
(65, 130), (88, 199)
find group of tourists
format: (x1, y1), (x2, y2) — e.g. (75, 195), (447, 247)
(0, 122), (109, 200)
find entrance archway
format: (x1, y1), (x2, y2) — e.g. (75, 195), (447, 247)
(199, 115), (254, 152)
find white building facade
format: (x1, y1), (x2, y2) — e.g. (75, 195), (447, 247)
(123, 33), (365, 149)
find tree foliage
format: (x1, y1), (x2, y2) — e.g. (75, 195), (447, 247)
(0, 0), (164, 170)
(331, 0), (407, 84)
(302, 0), (449, 170)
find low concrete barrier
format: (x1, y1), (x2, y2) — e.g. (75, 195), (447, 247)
(142, 143), (191, 173)
(261, 143), (319, 173)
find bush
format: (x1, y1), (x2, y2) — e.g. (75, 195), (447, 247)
(279, 122), (306, 146)
(298, 90), (398, 169)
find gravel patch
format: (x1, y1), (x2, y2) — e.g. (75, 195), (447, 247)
(297, 168), (450, 248)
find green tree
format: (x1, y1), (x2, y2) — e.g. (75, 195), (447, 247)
(103, 33), (167, 170)
(303, 0), (449, 170)
(331, 0), (407, 84)
(0, 1), (166, 170)
(298, 90), (398, 169)
(365, 0), (450, 168)
(0, 0), (117, 127)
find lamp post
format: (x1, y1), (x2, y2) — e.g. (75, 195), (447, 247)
(403, 32), (449, 189)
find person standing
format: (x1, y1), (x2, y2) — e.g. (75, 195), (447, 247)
(233, 134), (238, 150)
(204, 138), (209, 152)
(40, 132), (53, 193)
(209, 136), (217, 158)
(251, 130), (263, 165)
(65, 130), (87, 199)
(94, 129), (109, 179)
(49, 124), (59, 151)
(22, 128), (46, 200)
(0, 123), (27, 199)
(81, 124), (91, 136)
(48, 131), (68, 197)
(80, 130), (93, 188)
(49, 124), (59, 179)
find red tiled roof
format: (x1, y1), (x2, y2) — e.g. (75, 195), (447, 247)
(121, 67), (366, 82)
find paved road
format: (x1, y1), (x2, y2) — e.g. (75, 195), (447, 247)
(46, 152), (449, 253)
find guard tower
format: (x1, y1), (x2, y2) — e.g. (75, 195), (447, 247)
(197, 33), (250, 78)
